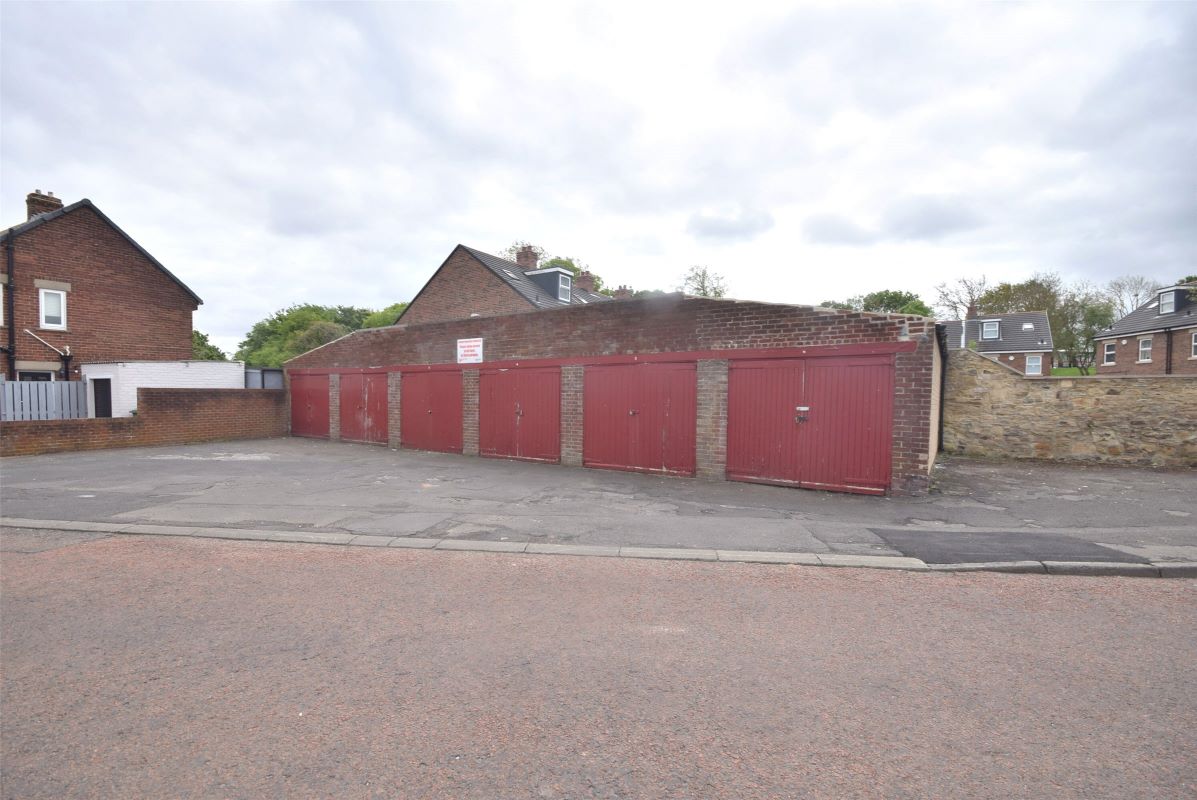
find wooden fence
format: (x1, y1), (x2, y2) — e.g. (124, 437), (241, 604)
(1, 381), (88, 421)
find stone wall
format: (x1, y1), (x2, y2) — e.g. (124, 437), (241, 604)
(944, 349), (1197, 468)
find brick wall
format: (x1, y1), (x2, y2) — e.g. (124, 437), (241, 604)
(1095, 328), (1197, 376)
(462, 369), (479, 456)
(695, 360), (728, 479)
(944, 349), (1197, 468)
(398, 247), (533, 326)
(1, 204), (198, 379)
(1, 388), (288, 457)
(289, 296), (938, 494)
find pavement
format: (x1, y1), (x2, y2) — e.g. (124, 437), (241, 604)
(1, 438), (1195, 575)
(2, 530), (1194, 799)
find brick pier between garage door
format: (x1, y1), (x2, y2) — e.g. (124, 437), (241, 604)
(286, 294), (943, 495)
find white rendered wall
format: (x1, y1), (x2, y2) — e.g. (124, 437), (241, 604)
(81, 361), (245, 417)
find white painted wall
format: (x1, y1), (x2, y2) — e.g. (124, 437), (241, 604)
(81, 361), (245, 418)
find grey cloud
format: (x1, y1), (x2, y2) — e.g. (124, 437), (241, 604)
(802, 213), (878, 246)
(881, 196), (985, 241)
(687, 208), (775, 241)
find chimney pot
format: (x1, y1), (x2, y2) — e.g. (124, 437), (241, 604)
(613, 285), (632, 299)
(965, 302), (978, 320)
(576, 270), (596, 293)
(515, 245), (539, 270)
(26, 190), (64, 220)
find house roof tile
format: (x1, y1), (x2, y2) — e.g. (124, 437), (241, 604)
(942, 311), (1053, 352)
(1097, 283), (1197, 338)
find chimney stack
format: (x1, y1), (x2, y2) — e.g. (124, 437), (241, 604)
(515, 245), (539, 270)
(965, 302), (978, 320)
(613, 285), (632, 299)
(576, 270), (596, 293)
(27, 190), (64, 220)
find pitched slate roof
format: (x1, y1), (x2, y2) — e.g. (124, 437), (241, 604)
(1, 198), (203, 305)
(942, 311), (1053, 352)
(1096, 283), (1197, 338)
(460, 245), (611, 308)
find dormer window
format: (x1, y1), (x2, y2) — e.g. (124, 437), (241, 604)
(1159, 291), (1175, 314)
(558, 274), (571, 302)
(1021, 322), (1035, 331)
(981, 320), (1000, 340)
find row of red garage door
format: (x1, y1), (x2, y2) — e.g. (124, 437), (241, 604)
(291, 356), (893, 494)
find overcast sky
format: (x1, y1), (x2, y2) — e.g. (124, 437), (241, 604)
(3, 2), (1194, 354)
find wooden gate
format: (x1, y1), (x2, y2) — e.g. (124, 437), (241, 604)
(583, 362), (696, 476)
(479, 367), (560, 462)
(339, 372), (388, 445)
(400, 371), (463, 453)
(726, 355), (893, 494)
(290, 374), (330, 439)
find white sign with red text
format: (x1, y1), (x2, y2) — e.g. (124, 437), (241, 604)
(456, 338), (484, 364)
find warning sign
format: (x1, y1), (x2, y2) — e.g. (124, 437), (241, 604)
(456, 337), (484, 364)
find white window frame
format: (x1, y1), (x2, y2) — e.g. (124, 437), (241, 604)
(1191, 331), (1197, 359)
(1137, 337), (1152, 362)
(557, 274), (572, 302)
(1103, 341), (1116, 365)
(0, 283), (4, 327)
(1159, 291), (1175, 314)
(39, 288), (67, 330)
(1025, 355), (1042, 376)
(981, 320), (1000, 340)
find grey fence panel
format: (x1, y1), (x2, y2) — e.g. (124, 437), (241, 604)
(1, 381), (88, 421)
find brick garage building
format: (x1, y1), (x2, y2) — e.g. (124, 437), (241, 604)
(288, 286), (944, 496)
(1, 191), (201, 382)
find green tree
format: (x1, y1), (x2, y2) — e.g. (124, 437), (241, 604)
(290, 320), (349, 354)
(1055, 290), (1114, 375)
(897, 299), (933, 316)
(361, 302), (409, 328)
(191, 330), (228, 361)
(680, 266), (728, 298)
(977, 274), (1062, 317)
(819, 290), (932, 316)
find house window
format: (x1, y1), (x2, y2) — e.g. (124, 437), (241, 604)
(39, 289), (67, 329)
(1159, 291), (1175, 314)
(1103, 342), (1116, 365)
(558, 274), (572, 302)
(981, 320), (999, 340)
(0, 283), (4, 326)
(17, 371), (54, 382)
(1191, 331), (1197, 358)
(1138, 337), (1152, 362)
(1025, 355), (1042, 375)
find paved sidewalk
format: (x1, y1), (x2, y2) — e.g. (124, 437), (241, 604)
(1, 438), (1194, 570)
(4, 519), (1193, 578)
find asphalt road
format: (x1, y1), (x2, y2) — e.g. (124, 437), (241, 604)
(1, 439), (1195, 563)
(2, 530), (1194, 799)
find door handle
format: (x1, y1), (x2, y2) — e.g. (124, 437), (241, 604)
(628, 409), (639, 416)
(427, 409), (433, 414)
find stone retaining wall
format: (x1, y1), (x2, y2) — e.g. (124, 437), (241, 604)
(943, 349), (1197, 468)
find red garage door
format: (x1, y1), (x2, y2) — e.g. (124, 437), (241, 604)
(290, 374), (330, 439)
(340, 372), (389, 445)
(400, 371), (463, 453)
(727, 356), (893, 494)
(479, 367), (560, 462)
(583, 362), (696, 476)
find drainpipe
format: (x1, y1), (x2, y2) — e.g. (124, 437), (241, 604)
(1164, 327), (1173, 375)
(4, 236), (14, 380)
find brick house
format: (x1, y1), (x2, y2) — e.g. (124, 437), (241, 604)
(942, 310), (1053, 376)
(1094, 282), (1197, 376)
(398, 244), (610, 325)
(287, 247), (944, 496)
(1, 190), (201, 382)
